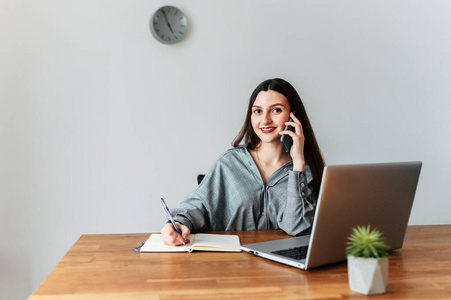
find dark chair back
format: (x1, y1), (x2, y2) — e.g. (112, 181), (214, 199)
(197, 174), (205, 185)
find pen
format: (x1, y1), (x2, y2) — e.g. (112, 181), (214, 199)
(160, 198), (185, 245)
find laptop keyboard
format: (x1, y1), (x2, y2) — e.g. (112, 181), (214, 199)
(271, 246), (308, 260)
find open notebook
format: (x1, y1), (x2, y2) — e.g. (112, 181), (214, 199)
(139, 233), (241, 253)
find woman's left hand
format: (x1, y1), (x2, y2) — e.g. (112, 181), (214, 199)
(279, 112), (306, 171)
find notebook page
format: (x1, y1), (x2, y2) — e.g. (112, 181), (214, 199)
(190, 234), (241, 252)
(140, 234), (194, 252)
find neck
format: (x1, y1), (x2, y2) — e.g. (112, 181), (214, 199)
(251, 142), (291, 183)
(255, 142), (290, 165)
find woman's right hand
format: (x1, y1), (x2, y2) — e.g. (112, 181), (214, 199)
(161, 222), (191, 246)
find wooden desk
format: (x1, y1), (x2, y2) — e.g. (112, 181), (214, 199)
(29, 225), (451, 299)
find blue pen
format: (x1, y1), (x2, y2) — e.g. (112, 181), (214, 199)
(161, 198), (185, 245)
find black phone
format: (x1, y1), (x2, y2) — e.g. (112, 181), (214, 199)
(280, 110), (296, 152)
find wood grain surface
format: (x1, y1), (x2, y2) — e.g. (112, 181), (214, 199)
(28, 225), (451, 299)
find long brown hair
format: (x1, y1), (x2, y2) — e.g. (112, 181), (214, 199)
(232, 78), (325, 192)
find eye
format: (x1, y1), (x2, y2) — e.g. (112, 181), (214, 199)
(273, 108), (282, 113)
(253, 109), (262, 114)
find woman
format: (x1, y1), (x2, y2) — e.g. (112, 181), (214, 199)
(161, 78), (325, 245)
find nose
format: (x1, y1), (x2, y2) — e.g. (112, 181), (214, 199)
(262, 111), (272, 125)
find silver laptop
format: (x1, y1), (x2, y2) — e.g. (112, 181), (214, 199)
(241, 161), (422, 270)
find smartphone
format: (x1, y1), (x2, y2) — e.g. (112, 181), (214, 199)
(280, 110), (296, 152)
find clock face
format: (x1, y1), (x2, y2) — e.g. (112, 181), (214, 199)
(150, 6), (188, 44)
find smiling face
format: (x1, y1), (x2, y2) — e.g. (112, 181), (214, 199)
(250, 90), (291, 146)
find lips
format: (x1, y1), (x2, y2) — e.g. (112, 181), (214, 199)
(260, 127), (276, 133)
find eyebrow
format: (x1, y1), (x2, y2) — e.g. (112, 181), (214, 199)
(252, 103), (287, 109)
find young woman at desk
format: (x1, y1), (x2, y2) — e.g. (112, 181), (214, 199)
(161, 78), (325, 246)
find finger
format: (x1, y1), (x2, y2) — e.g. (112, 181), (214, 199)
(279, 130), (297, 137)
(283, 121), (299, 131)
(162, 233), (182, 246)
(177, 223), (191, 241)
(290, 112), (301, 123)
(172, 230), (187, 246)
(161, 224), (185, 246)
(176, 235), (188, 245)
(170, 223), (190, 244)
(288, 113), (304, 130)
(281, 123), (303, 136)
(284, 121), (304, 136)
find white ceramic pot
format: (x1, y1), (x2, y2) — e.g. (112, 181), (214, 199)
(347, 255), (389, 295)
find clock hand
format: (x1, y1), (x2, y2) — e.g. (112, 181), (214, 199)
(162, 10), (174, 34)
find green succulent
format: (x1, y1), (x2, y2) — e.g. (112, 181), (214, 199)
(346, 225), (390, 258)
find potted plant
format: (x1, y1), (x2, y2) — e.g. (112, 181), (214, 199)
(346, 225), (390, 295)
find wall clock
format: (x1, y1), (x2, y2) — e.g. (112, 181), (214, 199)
(150, 6), (188, 44)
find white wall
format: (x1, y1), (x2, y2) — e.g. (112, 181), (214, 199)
(1, 0), (450, 298)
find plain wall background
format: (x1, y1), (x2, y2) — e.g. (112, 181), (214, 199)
(1, 0), (450, 298)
